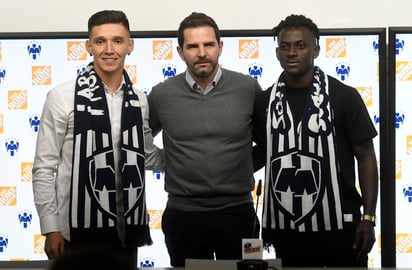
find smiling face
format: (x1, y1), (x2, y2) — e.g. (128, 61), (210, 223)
(86, 23), (134, 82)
(177, 25), (223, 88)
(276, 26), (320, 87)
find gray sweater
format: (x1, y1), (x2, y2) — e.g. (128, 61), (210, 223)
(148, 69), (262, 211)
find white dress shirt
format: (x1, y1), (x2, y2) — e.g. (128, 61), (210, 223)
(32, 79), (164, 241)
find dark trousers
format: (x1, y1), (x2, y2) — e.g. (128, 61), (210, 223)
(265, 223), (368, 267)
(65, 230), (138, 267)
(162, 204), (259, 267)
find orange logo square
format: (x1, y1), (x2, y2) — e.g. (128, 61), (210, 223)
(239, 39), (259, 59)
(407, 135), (412, 155)
(396, 61), (412, 81)
(152, 40), (173, 60)
(34, 234), (46, 254)
(396, 234), (412, 253)
(21, 162), (33, 182)
(8, 90), (28, 110)
(125, 65), (137, 84)
(10, 258), (30, 261)
(396, 160), (402, 180)
(325, 38), (346, 58)
(32, 66), (52, 85)
(0, 186), (17, 206)
(67, 41), (87, 61)
(252, 184), (264, 206)
(355, 86), (373, 107)
(0, 114), (3, 133)
(148, 209), (163, 230)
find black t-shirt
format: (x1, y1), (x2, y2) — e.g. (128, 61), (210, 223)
(252, 75), (377, 213)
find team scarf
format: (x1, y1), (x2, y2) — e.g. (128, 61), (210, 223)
(70, 62), (152, 247)
(262, 67), (343, 236)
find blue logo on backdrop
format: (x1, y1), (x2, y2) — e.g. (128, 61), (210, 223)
(395, 38), (405, 55)
(373, 113), (380, 125)
(372, 38), (379, 53)
(0, 66), (6, 86)
(29, 114), (41, 132)
(335, 62), (350, 81)
(395, 112), (405, 129)
(162, 64), (176, 78)
(0, 234), (8, 253)
(374, 112), (406, 129)
(27, 41), (42, 60)
(248, 63), (263, 80)
(5, 138), (20, 157)
(77, 65), (87, 76)
(142, 88), (150, 95)
(140, 257), (155, 268)
(403, 184), (412, 203)
(152, 170), (163, 180)
(18, 210), (33, 229)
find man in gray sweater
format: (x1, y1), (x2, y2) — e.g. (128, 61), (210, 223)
(148, 12), (262, 267)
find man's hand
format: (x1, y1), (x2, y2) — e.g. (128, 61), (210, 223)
(44, 232), (65, 259)
(352, 220), (375, 261)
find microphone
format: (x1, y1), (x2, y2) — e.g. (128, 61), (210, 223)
(239, 179), (267, 270)
(252, 179), (262, 238)
(237, 179), (268, 270)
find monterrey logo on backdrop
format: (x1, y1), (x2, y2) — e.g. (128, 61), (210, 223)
(27, 41), (42, 60)
(0, 66), (5, 86)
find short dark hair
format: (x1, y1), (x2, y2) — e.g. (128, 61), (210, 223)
(273, 14), (320, 44)
(177, 12), (221, 48)
(88, 10), (130, 36)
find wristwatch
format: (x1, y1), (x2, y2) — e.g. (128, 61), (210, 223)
(361, 214), (376, 226)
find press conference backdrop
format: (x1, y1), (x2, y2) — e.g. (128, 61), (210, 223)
(0, 29), (386, 267)
(387, 27), (412, 267)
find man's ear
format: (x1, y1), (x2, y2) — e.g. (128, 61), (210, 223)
(86, 40), (92, 56)
(313, 44), (320, 59)
(177, 46), (185, 61)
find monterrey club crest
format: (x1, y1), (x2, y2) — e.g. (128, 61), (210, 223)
(88, 149), (144, 219)
(270, 151), (323, 225)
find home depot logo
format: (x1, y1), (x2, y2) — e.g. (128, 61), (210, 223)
(0, 186), (17, 206)
(407, 135), (412, 155)
(396, 61), (412, 81)
(0, 114), (3, 134)
(67, 41), (87, 61)
(148, 209), (163, 230)
(10, 258), (30, 261)
(8, 90), (28, 110)
(396, 234), (412, 253)
(125, 65), (137, 84)
(21, 162), (33, 182)
(239, 39), (259, 59)
(355, 86), (373, 107)
(32, 66), (52, 85)
(34, 234), (46, 254)
(325, 38), (346, 58)
(396, 160), (402, 180)
(252, 184), (264, 206)
(152, 40), (173, 60)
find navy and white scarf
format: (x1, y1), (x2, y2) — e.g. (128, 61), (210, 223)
(262, 67), (343, 236)
(70, 62), (152, 247)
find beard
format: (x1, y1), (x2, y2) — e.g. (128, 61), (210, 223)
(188, 60), (218, 78)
